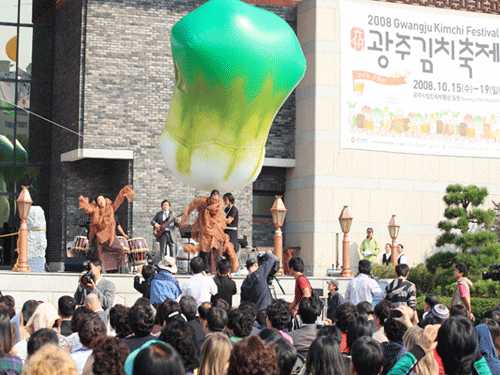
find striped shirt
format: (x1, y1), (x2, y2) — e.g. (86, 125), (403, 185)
(384, 279), (417, 309)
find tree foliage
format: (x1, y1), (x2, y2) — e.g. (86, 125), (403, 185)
(436, 184), (496, 251)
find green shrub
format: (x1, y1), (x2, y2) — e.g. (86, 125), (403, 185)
(407, 264), (435, 296)
(471, 279), (500, 298)
(425, 252), (456, 273)
(371, 264), (396, 279)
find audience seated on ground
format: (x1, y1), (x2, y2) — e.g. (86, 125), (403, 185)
(19, 299), (40, 340)
(213, 298), (230, 313)
(449, 304), (469, 319)
(197, 302), (211, 326)
(227, 336), (279, 375)
(346, 316), (372, 354)
(351, 336), (384, 375)
(483, 309), (500, 327)
(0, 295), (16, 319)
(179, 296), (205, 342)
(227, 308), (253, 344)
(15, 302), (63, 361)
(381, 318), (407, 375)
(58, 296), (76, 337)
(239, 301), (260, 335)
(263, 335), (298, 375)
(199, 332), (232, 375)
(83, 335), (130, 375)
(388, 317), (490, 375)
(154, 299), (182, 333)
(372, 300), (392, 344)
(266, 299), (293, 344)
(84, 294), (107, 328)
(199, 307), (227, 348)
(26, 328), (58, 358)
(71, 312), (106, 374)
(305, 335), (347, 375)
(122, 303), (155, 352)
(109, 305), (131, 339)
(402, 326), (437, 375)
(480, 318), (500, 358)
(333, 302), (359, 351)
(475, 321), (500, 375)
(317, 325), (342, 346)
(66, 306), (94, 353)
(289, 297), (322, 358)
(159, 319), (200, 375)
(422, 294), (440, 320)
(0, 310), (22, 375)
(131, 342), (185, 375)
(356, 301), (376, 333)
(436, 317), (486, 375)
(22, 344), (78, 375)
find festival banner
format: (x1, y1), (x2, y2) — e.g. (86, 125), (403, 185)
(340, 0), (500, 157)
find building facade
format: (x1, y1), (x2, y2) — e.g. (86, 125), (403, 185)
(2, 0), (500, 273)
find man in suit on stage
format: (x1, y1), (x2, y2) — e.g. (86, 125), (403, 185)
(151, 200), (179, 258)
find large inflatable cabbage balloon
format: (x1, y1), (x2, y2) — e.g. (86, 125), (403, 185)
(161, 0), (306, 191)
(0, 135), (28, 224)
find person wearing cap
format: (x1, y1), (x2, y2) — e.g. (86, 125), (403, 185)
(240, 251), (278, 312)
(427, 304), (450, 323)
(359, 227), (380, 263)
(326, 279), (344, 322)
(150, 256), (181, 304)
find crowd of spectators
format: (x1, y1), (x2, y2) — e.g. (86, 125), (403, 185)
(0, 257), (499, 375)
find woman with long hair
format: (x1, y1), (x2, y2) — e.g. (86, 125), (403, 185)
(305, 335), (347, 375)
(0, 310), (23, 374)
(402, 326), (437, 375)
(199, 333), (232, 375)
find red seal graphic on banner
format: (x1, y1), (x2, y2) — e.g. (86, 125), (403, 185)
(351, 27), (365, 51)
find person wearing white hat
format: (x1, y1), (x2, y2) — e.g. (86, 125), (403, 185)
(150, 256), (181, 304)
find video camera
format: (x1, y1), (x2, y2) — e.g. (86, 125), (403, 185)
(81, 260), (96, 286)
(257, 253), (280, 285)
(482, 264), (500, 282)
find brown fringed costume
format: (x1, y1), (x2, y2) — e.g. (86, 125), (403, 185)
(179, 195), (239, 273)
(79, 185), (135, 272)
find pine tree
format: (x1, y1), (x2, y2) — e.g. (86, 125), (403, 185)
(436, 184), (497, 251)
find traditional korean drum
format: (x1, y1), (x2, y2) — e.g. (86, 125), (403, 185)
(127, 237), (148, 265)
(71, 236), (88, 257)
(117, 236), (129, 253)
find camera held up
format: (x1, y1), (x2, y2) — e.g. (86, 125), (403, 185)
(81, 260), (96, 286)
(482, 264), (500, 282)
(257, 253), (280, 285)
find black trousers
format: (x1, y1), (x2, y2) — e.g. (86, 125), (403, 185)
(158, 231), (175, 258)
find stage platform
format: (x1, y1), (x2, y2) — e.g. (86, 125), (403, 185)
(0, 271), (354, 310)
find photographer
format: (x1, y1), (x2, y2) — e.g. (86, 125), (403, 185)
(240, 251), (279, 313)
(74, 258), (116, 313)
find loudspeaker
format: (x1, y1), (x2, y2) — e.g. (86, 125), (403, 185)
(64, 257), (87, 273)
